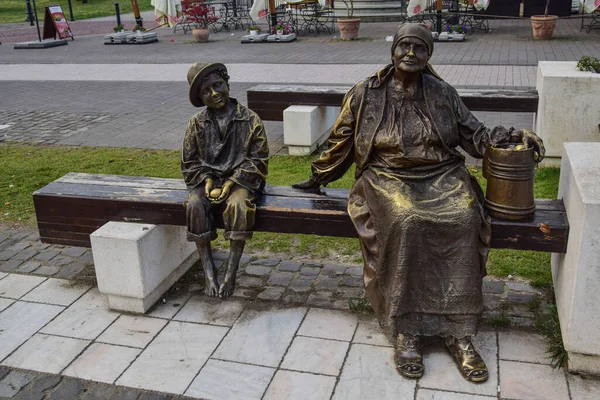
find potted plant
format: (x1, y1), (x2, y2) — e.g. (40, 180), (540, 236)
(271, 23), (292, 35)
(577, 55), (600, 74)
(446, 24), (466, 41)
(113, 24), (126, 33)
(337, 0), (360, 40)
(248, 24), (261, 36)
(132, 24), (146, 34)
(530, 0), (558, 39)
(182, 0), (219, 43)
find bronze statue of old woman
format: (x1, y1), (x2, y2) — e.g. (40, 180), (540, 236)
(294, 24), (544, 382)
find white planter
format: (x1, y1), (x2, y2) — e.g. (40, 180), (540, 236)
(438, 32), (449, 41)
(277, 30), (283, 35)
(449, 33), (465, 41)
(250, 30), (258, 36)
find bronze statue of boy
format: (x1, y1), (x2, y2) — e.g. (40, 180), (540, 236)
(182, 62), (269, 298)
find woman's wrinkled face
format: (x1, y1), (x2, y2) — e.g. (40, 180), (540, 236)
(199, 73), (229, 110)
(392, 37), (429, 73)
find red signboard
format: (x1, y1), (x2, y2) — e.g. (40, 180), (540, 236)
(43, 5), (74, 40)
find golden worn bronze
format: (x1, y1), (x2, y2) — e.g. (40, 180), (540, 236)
(483, 143), (537, 220)
(182, 62), (269, 298)
(293, 23), (545, 382)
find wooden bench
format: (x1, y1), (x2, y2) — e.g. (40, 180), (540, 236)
(247, 84), (539, 121)
(34, 172), (568, 253)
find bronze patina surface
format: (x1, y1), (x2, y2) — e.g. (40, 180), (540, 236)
(294, 23), (545, 382)
(182, 62), (269, 298)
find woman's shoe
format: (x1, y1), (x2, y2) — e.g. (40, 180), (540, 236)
(445, 336), (489, 383)
(395, 333), (424, 379)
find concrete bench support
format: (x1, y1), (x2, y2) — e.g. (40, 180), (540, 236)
(91, 222), (197, 313)
(552, 142), (600, 375)
(283, 105), (340, 155)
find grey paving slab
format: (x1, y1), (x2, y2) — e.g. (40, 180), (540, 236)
(0, 301), (64, 362)
(297, 308), (357, 341)
(39, 288), (119, 340)
(332, 343), (416, 400)
(418, 331), (499, 397)
(281, 336), (349, 376)
(96, 315), (168, 348)
(117, 321), (228, 394)
(416, 389), (496, 399)
(0, 370), (35, 397)
(353, 318), (392, 347)
(21, 278), (91, 306)
(147, 290), (191, 319)
(1, 334), (89, 374)
(63, 343), (141, 384)
(499, 330), (552, 365)
(0, 271), (7, 280)
(213, 306), (306, 367)
(186, 359), (275, 400)
(263, 370), (336, 400)
(173, 296), (246, 326)
(567, 373), (600, 400)
(0, 274), (46, 299)
(0, 297), (14, 313)
(499, 360), (570, 400)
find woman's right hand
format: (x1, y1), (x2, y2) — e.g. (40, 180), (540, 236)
(292, 176), (321, 190)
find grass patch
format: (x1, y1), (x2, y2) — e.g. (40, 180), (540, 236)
(0, 0), (154, 24)
(0, 143), (559, 283)
(535, 303), (568, 369)
(488, 313), (512, 328)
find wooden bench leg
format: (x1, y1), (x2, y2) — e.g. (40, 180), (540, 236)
(91, 222), (198, 313)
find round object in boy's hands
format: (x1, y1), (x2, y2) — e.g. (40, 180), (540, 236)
(210, 188), (222, 198)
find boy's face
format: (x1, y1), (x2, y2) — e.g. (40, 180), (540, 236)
(198, 73), (229, 110)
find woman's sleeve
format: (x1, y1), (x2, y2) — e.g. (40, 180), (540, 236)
(230, 113), (269, 193)
(180, 118), (214, 190)
(311, 84), (360, 186)
(451, 87), (512, 158)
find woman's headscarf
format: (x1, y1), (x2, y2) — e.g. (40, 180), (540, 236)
(391, 23), (442, 80)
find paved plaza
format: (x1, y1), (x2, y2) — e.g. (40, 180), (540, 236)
(1, 8), (600, 400)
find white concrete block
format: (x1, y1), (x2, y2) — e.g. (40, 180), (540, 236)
(535, 62), (600, 162)
(552, 142), (600, 374)
(91, 222), (197, 313)
(284, 105), (340, 155)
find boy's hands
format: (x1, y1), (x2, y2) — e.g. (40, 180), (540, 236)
(208, 180), (235, 204)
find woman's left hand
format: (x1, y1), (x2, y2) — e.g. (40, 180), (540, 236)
(510, 129), (546, 163)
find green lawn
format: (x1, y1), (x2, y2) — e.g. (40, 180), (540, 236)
(0, 0), (154, 24)
(0, 143), (560, 285)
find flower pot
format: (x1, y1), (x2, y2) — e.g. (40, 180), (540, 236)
(250, 30), (258, 36)
(276, 30), (283, 35)
(530, 15), (558, 40)
(337, 18), (360, 41)
(192, 28), (210, 43)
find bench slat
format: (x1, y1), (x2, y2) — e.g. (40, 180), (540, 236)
(33, 173), (568, 252)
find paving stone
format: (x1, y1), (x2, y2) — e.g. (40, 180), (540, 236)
(30, 242), (50, 250)
(300, 266), (320, 276)
(237, 276), (264, 288)
(60, 247), (88, 258)
(0, 370), (35, 398)
(483, 294), (502, 311)
(281, 336), (349, 376)
(79, 382), (118, 400)
(186, 359), (275, 400)
(250, 258), (280, 267)
(22, 278), (91, 306)
(499, 331), (550, 365)
(8, 242), (31, 252)
(346, 266), (363, 276)
(322, 263), (347, 276)
(54, 262), (87, 279)
(302, 262), (323, 268)
(0, 250), (17, 261)
(340, 276), (363, 287)
(0, 366), (9, 381)
(506, 292), (534, 304)
(307, 293), (333, 307)
(506, 281), (535, 293)
(47, 377), (85, 400)
(278, 260), (302, 272)
(33, 266), (60, 276)
(47, 255), (74, 267)
(213, 307), (306, 367)
(33, 250), (59, 262)
(12, 249), (38, 261)
(315, 277), (340, 290)
(0, 258), (24, 272)
(337, 287), (365, 298)
(416, 389), (494, 400)
(483, 278), (506, 294)
(299, 308), (357, 341)
(233, 288), (258, 299)
(0, 274), (46, 299)
(245, 265), (273, 276)
(289, 278), (312, 293)
(173, 297), (245, 327)
(264, 370), (336, 400)
(63, 343), (141, 384)
(267, 272), (293, 286)
(258, 286), (285, 301)
(12, 389), (45, 400)
(28, 375), (62, 393)
(112, 387), (143, 400)
(98, 315), (168, 347)
(138, 392), (171, 400)
(283, 293), (309, 304)
(499, 360), (569, 399)
(17, 261), (41, 273)
(567, 373), (600, 400)
(332, 300), (350, 310)
(353, 318), (391, 347)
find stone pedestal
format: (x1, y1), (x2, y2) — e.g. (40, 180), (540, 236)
(535, 61), (600, 165)
(284, 105), (339, 156)
(552, 142), (600, 375)
(91, 222), (197, 313)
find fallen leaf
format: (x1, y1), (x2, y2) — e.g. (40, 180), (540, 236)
(3, 202), (10, 205)
(539, 223), (551, 234)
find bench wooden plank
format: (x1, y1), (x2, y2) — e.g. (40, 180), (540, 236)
(33, 173), (568, 252)
(247, 85), (539, 121)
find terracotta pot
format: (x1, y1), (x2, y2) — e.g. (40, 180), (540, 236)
(337, 18), (360, 41)
(192, 28), (210, 43)
(530, 15), (558, 40)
